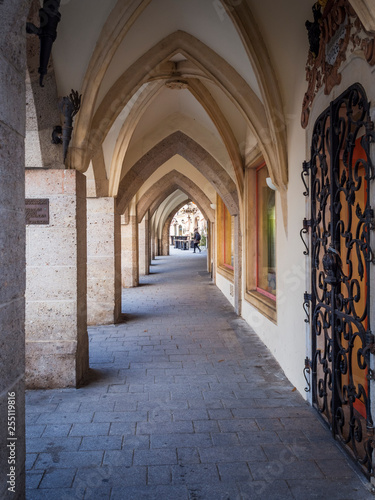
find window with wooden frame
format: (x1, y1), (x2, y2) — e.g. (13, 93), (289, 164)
(256, 163), (276, 298)
(217, 195), (234, 279)
(245, 161), (277, 322)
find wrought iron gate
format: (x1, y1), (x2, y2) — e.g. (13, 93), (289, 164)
(303, 83), (375, 477)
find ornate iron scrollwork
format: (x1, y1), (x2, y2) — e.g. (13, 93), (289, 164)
(303, 292), (312, 323)
(309, 83), (375, 478)
(303, 356), (312, 392)
(300, 218), (312, 256)
(301, 160), (311, 196)
(322, 247), (342, 286)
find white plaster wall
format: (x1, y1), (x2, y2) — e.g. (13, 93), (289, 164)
(237, 52), (375, 398)
(216, 273), (235, 308)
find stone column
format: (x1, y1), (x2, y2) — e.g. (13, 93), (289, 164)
(150, 229), (155, 261)
(122, 200), (139, 287)
(0, 2), (29, 496)
(149, 218), (155, 260)
(25, 169), (88, 389)
(138, 212), (150, 276)
(161, 222), (170, 256)
(87, 198), (121, 325)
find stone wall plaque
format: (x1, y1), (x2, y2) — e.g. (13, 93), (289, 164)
(25, 198), (49, 225)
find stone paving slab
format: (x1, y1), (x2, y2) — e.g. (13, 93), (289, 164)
(25, 248), (374, 499)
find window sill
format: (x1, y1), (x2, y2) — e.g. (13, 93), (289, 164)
(245, 290), (277, 324)
(217, 265), (234, 282)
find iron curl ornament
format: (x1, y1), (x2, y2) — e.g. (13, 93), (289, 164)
(59, 90), (82, 163)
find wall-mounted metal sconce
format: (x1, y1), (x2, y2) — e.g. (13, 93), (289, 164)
(59, 89), (82, 162)
(26, 0), (61, 87)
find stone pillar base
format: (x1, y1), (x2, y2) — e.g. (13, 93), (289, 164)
(87, 198), (121, 325)
(122, 213), (139, 287)
(138, 213), (150, 275)
(25, 169), (88, 389)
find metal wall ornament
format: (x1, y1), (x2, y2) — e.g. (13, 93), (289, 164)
(302, 0), (375, 128)
(305, 83), (375, 477)
(59, 90), (82, 163)
(26, 0), (61, 87)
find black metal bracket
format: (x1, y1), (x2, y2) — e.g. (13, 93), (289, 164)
(51, 125), (62, 144)
(26, 1), (61, 87)
(59, 90), (82, 162)
(301, 160), (311, 196)
(303, 292), (312, 323)
(300, 218), (312, 256)
(303, 356), (312, 392)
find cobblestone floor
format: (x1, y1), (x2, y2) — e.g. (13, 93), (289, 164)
(26, 248), (374, 499)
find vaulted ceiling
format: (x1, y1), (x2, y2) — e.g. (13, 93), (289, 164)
(47, 0), (320, 223)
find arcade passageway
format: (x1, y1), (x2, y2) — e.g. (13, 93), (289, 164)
(25, 250), (372, 499)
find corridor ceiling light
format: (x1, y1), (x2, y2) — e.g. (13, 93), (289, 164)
(26, 0), (61, 87)
(210, 204), (216, 210)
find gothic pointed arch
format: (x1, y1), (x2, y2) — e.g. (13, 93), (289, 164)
(160, 198), (195, 256)
(137, 170), (214, 223)
(116, 131), (238, 216)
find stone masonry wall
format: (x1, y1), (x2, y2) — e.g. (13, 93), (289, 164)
(0, 1), (30, 497)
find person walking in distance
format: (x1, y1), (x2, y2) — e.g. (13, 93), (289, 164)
(193, 228), (201, 253)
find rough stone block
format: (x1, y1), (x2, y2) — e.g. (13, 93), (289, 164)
(25, 169), (82, 197)
(0, 127), (25, 211)
(26, 341), (78, 389)
(0, 209), (25, 306)
(25, 130), (43, 168)
(26, 227), (77, 266)
(25, 300), (78, 342)
(0, 53), (25, 137)
(26, 266), (77, 301)
(87, 301), (117, 326)
(0, 0), (28, 72)
(0, 298), (25, 393)
(87, 197), (115, 214)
